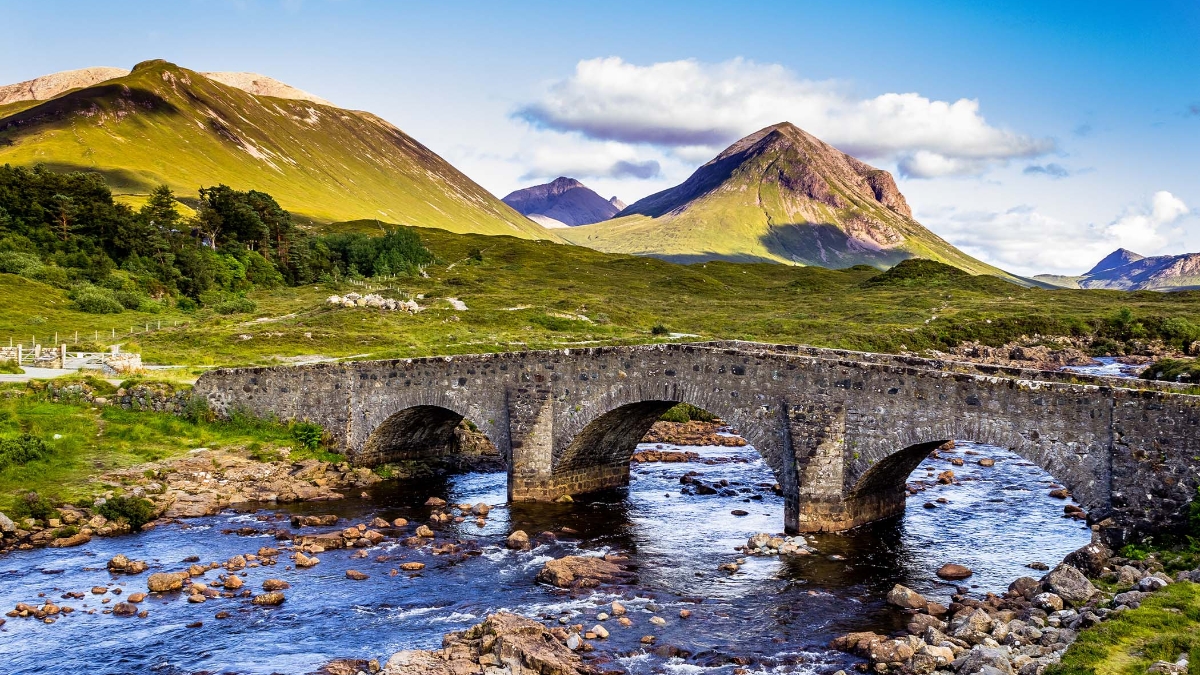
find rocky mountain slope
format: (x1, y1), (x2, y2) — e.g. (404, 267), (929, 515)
(502, 176), (624, 228)
(0, 60), (552, 238)
(1035, 249), (1200, 291)
(560, 122), (1010, 278)
(200, 72), (333, 106)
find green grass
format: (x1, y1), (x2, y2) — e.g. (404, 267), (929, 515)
(2, 225), (1199, 368)
(1048, 581), (1200, 675)
(0, 59), (552, 238)
(0, 385), (309, 512)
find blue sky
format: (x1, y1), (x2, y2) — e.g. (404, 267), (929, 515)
(3, 0), (1198, 275)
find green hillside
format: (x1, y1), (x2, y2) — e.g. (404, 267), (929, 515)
(561, 123), (1013, 280)
(3, 223), (1198, 368)
(0, 60), (552, 239)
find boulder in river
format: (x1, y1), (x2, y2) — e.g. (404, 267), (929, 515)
(506, 530), (531, 551)
(262, 579), (290, 591)
(536, 555), (628, 589)
(291, 514), (339, 527)
(252, 592), (286, 606)
(111, 602), (138, 617)
(147, 572), (187, 593)
(936, 563), (973, 580)
(382, 612), (596, 675)
(294, 552), (320, 568)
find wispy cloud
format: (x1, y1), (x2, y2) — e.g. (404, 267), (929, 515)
(1023, 163), (1070, 178)
(517, 57), (1053, 179)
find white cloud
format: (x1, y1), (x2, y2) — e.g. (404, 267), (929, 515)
(517, 57), (1053, 178)
(921, 191), (1194, 276)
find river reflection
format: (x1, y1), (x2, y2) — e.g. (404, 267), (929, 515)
(0, 440), (1089, 674)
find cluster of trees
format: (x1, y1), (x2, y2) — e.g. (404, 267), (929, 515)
(0, 165), (433, 313)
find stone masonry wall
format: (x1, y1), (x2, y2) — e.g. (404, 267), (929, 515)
(192, 341), (1200, 543)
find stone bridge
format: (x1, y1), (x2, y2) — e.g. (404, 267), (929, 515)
(193, 341), (1200, 544)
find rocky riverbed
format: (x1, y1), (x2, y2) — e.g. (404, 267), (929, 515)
(0, 440), (1092, 674)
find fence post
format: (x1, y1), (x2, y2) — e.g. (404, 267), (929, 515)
(16, 344), (21, 364)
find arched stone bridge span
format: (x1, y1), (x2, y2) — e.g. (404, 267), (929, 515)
(193, 341), (1200, 544)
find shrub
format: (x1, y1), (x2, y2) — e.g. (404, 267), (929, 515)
(13, 491), (56, 521)
(0, 434), (50, 471)
(175, 296), (198, 312)
(292, 421), (323, 451)
(72, 286), (124, 314)
(96, 495), (156, 531)
(113, 290), (147, 310)
(0, 359), (22, 375)
(182, 396), (216, 424)
(213, 297), (257, 315)
(659, 403), (718, 423)
(651, 323), (670, 335)
(0, 251), (42, 274)
(27, 264), (71, 288)
(1142, 358), (1200, 382)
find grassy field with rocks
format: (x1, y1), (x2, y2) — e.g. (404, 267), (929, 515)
(3, 224), (1199, 369)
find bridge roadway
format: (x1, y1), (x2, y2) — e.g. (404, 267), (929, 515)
(193, 341), (1200, 545)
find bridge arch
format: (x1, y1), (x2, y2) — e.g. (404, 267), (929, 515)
(355, 401), (505, 469)
(833, 415), (1110, 532)
(543, 393), (787, 500)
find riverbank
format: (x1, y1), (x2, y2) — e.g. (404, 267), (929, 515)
(828, 539), (1200, 675)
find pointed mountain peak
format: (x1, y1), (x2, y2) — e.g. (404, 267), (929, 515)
(624, 122), (912, 220)
(1088, 248), (1145, 275)
(609, 196), (627, 211)
(503, 177), (621, 227)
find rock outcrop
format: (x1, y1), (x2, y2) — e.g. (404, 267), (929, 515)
(382, 612), (597, 675)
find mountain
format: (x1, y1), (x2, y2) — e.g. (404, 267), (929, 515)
(1035, 249), (1200, 291)
(501, 176), (623, 228)
(558, 122), (1011, 278)
(0, 60), (553, 238)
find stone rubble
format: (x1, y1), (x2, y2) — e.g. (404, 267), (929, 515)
(831, 540), (1190, 675)
(326, 293), (421, 313)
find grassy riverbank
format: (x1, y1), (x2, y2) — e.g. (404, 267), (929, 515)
(0, 383), (333, 512)
(1050, 581), (1200, 675)
(3, 225), (1199, 368)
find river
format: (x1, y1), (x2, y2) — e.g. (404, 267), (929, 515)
(0, 439), (1090, 674)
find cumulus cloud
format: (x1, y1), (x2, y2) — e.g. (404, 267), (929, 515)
(922, 191), (1194, 276)
(517, 57), (1053, 178)
(1023, 163), (1070, 178)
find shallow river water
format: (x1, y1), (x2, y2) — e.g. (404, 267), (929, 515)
(0, 439), (1089, 675)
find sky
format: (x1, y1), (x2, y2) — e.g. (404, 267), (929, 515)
(3, 0), (1199, 276)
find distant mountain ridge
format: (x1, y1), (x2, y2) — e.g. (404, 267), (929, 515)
(561, 122), (1012, 279)
(0, 59), (552, 239)
(1035, 248), (1200, 291)
(502, 177), (623, 227)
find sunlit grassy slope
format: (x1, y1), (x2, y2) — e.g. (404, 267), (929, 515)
(3, 225), (1198, 368)
(0, 59), (553, 239)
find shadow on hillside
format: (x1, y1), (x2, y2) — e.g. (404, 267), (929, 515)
(759, 222), (909, 269)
